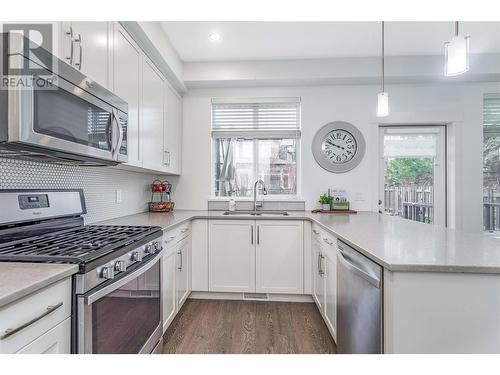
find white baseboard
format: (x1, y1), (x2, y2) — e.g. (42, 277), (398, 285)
(188, 291), (314, 303)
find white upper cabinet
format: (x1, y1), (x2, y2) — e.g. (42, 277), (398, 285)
(55, 22), (183, 175)
(255, 220), (304, 294)
(141, 57), (167, 173)
(113, 24), (142, 168)
(163, 81), (182, 175)
(60, 22), (112, 89)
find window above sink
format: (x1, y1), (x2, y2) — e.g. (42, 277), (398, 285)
(211, 98), (301, 200)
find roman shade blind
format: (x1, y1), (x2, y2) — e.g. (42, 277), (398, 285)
(211, 97), (301, 138)
(484, 94), (500, 137)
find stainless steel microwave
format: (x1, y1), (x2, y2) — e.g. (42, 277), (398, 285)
(0, 33), (128, 165)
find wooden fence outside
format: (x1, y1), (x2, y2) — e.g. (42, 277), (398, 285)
(384, 184), (434, 224)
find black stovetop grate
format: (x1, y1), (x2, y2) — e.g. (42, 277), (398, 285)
(0, 225), (160, 264)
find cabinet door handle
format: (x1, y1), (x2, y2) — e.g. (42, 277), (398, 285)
(177, 249), (183, 271)
(74, 34), (82, 70)
(0, 302), (63, 340)
(164, 236), (175, 244)
(318, 253), (325, 277)
(251, 226), (253, 244)
(257, 226), (260, 244)
(164, 151), (171, 166)
(313, 229), (319, 235)
(65, 26), (74, 65)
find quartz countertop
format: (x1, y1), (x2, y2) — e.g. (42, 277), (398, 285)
(99, 210), (500, 274)
(0, 263), (78, 308)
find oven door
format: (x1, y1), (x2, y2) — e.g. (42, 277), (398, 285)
(8, 72), (128, 163)
(77, 256), (161, 354)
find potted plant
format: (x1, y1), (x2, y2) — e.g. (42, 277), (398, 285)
(319, 194), (332, 211)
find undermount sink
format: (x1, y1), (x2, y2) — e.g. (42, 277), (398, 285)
(223, 210), (289, 216)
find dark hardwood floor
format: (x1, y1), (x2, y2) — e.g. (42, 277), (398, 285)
(162, 299), (337, 354)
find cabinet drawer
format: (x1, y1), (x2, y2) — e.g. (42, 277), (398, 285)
(312, 224), (323, 241)
(313, 225), (337, 252)
(163, 223), (191, 249)
(16, 318), (71, 354)
(0, 278), (72, 354)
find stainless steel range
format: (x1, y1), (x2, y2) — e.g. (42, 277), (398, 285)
(0, 189), (163, 354)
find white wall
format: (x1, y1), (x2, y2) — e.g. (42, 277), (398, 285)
(176, 82), (500, 233)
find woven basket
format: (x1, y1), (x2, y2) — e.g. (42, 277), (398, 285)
(148, 201), (175, 212)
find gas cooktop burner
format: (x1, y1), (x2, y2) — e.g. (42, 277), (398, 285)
(0, 225), (161, 264)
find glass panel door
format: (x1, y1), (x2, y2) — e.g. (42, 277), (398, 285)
(379, 127), (446, 226)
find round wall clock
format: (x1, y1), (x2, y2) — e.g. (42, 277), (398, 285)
(312, 121), (366, 173)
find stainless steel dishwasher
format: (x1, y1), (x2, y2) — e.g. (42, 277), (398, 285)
(337, 241), (383, 354)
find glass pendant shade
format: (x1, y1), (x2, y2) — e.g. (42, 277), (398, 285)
(445, 35), (469, 76)
(376, 92), (389, 117)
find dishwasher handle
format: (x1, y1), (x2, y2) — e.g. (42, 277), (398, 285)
(337, 247), (381, 288)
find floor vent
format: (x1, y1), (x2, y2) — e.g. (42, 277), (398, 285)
(243, 293), (269, 300)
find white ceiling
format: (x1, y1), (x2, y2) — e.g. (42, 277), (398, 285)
(161, 22), (500, 62)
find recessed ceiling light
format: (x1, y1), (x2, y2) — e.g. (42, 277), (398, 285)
(209, 33), (221, 42)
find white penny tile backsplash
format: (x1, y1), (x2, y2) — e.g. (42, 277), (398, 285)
(0, 158), (164, 224)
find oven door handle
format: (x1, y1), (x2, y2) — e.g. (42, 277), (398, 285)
(84, 253), (160, 305)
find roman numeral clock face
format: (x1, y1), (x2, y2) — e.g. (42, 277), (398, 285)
(321, 130), (357, 164)
(312, 121), (366, 173)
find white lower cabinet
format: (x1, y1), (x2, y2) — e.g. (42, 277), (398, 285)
(162, 248), (177, 331)
(161, 225), (191, 333)
(208, 219), (304, 294)
(16, 318), (71, 354)
(209, 220), (255, 292)
(323, 246), (337, 341)
(175, 237), (191, 308)
(255, 220), (304, 294)
(312, 225), (338, 343)
(0, 278), (72, 354)
(312, 237), (325, 311)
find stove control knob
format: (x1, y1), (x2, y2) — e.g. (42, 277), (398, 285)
(130, 251), (143, 262)
(144, 244), (154, 255)
(153, 241), (162, 252)
(100, 266), (115, 280)
(114, 260), (127, 272)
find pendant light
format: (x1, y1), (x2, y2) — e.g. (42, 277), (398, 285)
(444, 21), (470, 76)
(376, 21), (389, 117)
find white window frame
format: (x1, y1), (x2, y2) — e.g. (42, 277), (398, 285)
(211, 97), (301, 200)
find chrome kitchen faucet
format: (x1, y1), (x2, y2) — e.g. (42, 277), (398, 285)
(253, 179), (268, 212)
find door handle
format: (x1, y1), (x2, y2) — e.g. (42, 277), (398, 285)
(337, 248), (380, 288)
(257, 226), (260, 244)
(323, 238), (334, 246)
(65, 26), (74, 65)
(74, 34), (82, 70)
(319, 254), (325, 276)
(0, 302), (63, 340)
(164, 151), (170, 166)
(111, 109), (123, 159)
(177, 249), (183, 271)
(251, 226), (254, 244)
